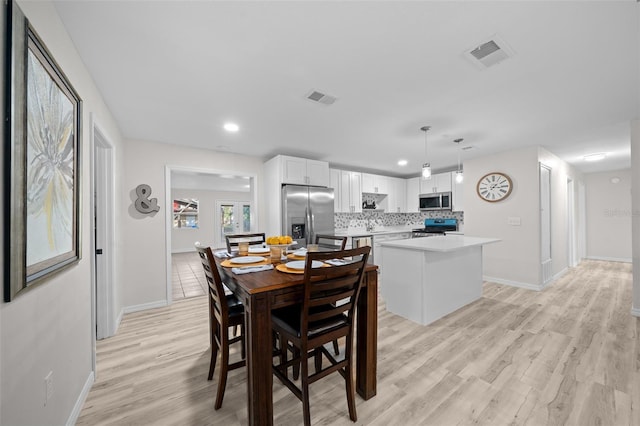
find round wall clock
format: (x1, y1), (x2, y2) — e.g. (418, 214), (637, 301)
(476, 172), (513, 202)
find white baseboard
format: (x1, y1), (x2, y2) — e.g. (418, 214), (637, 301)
(66, 371), (94, 426)
(543, 267), (568, 290)
(631, 307), (640, 317)
(483, 276), (544, 291)
(586, 256), (632, 263)
(122, 299), (168, 314)
(115, 308), (124, 333)
(171, 248), (197, 254)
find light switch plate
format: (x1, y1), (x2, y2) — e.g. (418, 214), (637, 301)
(507, 217), (521, 226)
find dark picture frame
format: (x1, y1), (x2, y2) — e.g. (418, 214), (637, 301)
(4, 1), (82, 301)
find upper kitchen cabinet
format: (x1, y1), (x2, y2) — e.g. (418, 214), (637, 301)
(362, 173), (389, 194)
(385, 177), (406, 213)
(277, 155), (330, 186)
(406, 177), (420, 212)
(331, 168), (362, 213)
(452, 176), (464, 212)
(420, 171), (452, 194)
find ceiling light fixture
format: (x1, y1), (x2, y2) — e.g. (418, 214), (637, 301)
(223, 122), (239, 132)
(453, 138), (464, 183)
(420, 126), (431, 179)
(397, 159), (408, 166)
(583, 152), (606, 162)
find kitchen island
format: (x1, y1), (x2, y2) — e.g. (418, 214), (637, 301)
(379, 235), (499, 326)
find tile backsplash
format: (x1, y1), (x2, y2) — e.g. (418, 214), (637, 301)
(335, 211), (464, 230)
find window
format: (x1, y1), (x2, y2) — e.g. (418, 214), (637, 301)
(173, 198), (199, 228)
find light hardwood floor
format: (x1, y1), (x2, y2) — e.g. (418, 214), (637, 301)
(78, 260), (639, 425)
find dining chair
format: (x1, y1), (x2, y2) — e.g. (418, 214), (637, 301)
(225, 232), (266, 253)
(314, 234), (347, 251)
(195, 243), (246, 410)
(271, 246), (370, 426)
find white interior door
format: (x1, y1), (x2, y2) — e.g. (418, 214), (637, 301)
(216, 201), (253, 247)
(540, 164), (552, 283)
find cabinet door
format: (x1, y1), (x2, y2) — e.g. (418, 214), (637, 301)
(281, 156), (308, 185)
(306, 159), (330, 186)
(348, 171), (362, 213)
(330, 169), (342, 212)
(375, 175), (389, 194)
(419, 176), (435, 194)
(452, 177), (464, 212)
(436, 172), (452, 193)
(406, 177), (420, 212)
(361, 173), (375, 193)
(394, 178), (406, 213)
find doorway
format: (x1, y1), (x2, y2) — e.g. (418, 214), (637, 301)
(540, 164), (552, 284)
(216, 201), (253, 247)
(91, 118), (116, 345)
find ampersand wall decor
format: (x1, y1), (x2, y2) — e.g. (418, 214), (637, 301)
(134, 184), (160, 214)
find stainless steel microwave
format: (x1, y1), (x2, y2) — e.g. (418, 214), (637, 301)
(419, 192), (452, 211)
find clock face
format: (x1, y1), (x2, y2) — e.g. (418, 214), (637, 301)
(477, 172), (513, 202)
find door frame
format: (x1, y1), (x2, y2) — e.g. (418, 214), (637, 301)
(90, 115), (117, 365)
(164, 165), (259, 304)
(215, 200), (255, 247)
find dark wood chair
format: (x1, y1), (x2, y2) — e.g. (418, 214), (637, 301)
(225, 232), (266, 253)
(271, 246), (370, 426)
(195, 243), (246, 410)
(314, 234), (347, 251)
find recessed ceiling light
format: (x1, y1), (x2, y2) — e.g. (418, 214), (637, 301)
(584, 152), (606, 162)
(223, 122), (239, 132)
(397, 159), (408, 166)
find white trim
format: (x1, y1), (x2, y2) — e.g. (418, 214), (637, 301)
(164, 165), (260, 307)
(66, 372), (94, 426)
(123, 300), (168, 315)
(172, 248), (197, 254)
(586, 256), (632, 263)
(483, 275), (544, 291)
(631, 307), (640, 317)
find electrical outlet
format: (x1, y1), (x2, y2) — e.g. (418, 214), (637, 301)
(44, 371), (53, 406)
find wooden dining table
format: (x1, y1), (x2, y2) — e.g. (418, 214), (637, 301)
(217, 254), (378, 426)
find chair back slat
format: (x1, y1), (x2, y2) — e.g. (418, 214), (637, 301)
(225, 233), (266, 253)
(300, 247), (370, 339)
(314, 234), (348, 251)
(195, 244), (229, 327)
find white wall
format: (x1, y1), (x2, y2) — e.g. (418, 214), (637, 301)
(1, 1), (125, 425)
(120, 139), (264, 310)
(464, 146), (582, 290)
(171, 188), (250, 252)
(631, 119), (640, 315)
(585, 169), (632, 262)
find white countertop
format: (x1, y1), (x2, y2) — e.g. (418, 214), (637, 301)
(334, 226), (416, 238)
(378, 235), (499, 252)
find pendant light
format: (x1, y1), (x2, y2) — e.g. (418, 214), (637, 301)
(420, 126), (431, 179)
(454, 138), (464, 183)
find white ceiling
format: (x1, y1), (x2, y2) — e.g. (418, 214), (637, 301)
(53, 1), (639, 177)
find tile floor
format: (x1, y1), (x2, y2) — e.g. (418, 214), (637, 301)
(171, 251), (207, 300)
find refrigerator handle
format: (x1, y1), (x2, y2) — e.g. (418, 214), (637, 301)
(306, 206), (313, 245)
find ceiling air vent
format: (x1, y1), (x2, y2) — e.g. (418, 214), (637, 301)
(305, 90), (337, 106)
(464, 35), (515, 69)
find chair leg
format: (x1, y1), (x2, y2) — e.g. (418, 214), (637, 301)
(300, 352), (311, 426)
(214, 331), (230, 409)
(332, 339), (340, 356)
(292, 346), (301, 380)
(208, 324), (220, 380)
(344, 341), (357, 421)
(314, 348), (322, 374)
(240, 323), (246, 360)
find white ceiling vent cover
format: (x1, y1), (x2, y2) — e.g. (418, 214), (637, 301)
(464, 35), (515, 69)
(305, 90), (337, 106)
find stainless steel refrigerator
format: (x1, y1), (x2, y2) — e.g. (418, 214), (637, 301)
(282, 185), (335, 247)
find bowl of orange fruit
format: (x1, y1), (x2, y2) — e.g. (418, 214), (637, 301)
(266, 235), (296, 261)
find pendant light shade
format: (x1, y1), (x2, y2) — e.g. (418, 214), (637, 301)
(454, 138), (464, 183)
(421, 126), (431, 180)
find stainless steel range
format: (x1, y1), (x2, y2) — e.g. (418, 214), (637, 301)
(412, 218), (458, 238)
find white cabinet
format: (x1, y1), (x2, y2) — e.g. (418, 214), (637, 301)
(385, 177), (406, 213)
(419, 172), (452, 194)
(341, 171), (362, 213)
(452, 177), (464, 212)
(362, 173), (389, 194)
(373, 231), (412, 268)
(279, 155), (330, 186)
(406, 177), (420, 212)
(330, 168), (362, 213)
